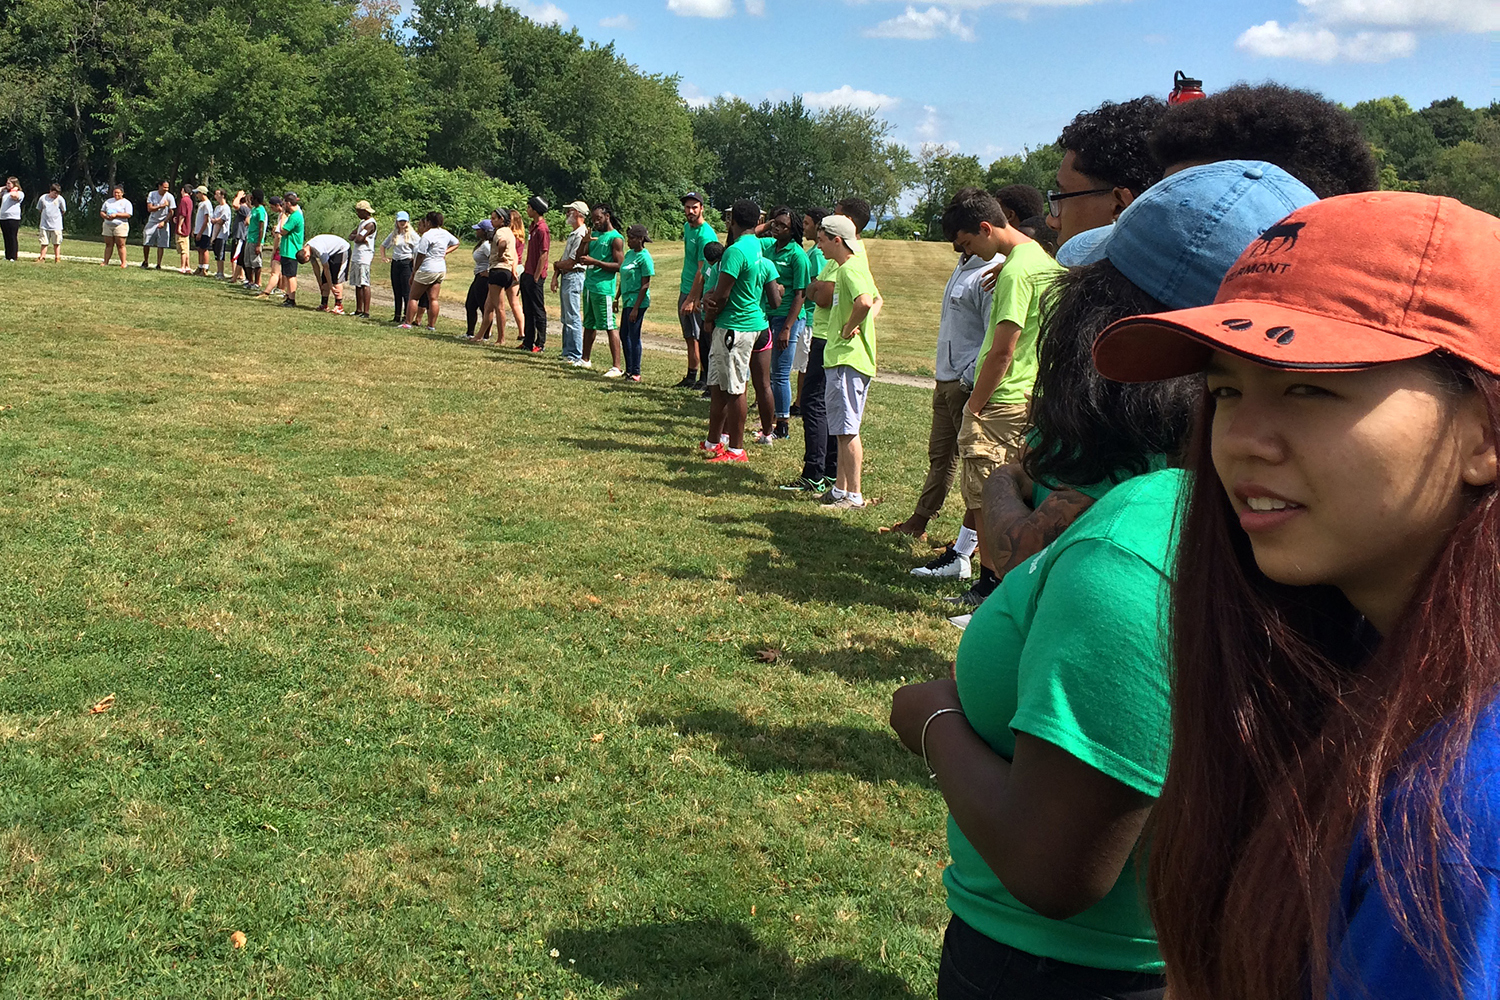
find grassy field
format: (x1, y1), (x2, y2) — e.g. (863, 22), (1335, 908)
(48, 233), (958, 377)
(0, 261), (969, 997)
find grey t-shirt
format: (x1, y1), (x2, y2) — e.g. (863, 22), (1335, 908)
(936, 252), (998, 384)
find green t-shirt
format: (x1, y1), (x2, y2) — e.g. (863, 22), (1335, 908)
(945, 467), (1186, 974)
(808, 259), (839, 341)
(247, 205), (268, 245)
(714, 233), (768, 333)
(802, 245), (825, 323)
(619, 247), (655, 311)
(979, 240), (1064, 406)
(583, 229), (623, 295)
(279, 208), (304, 258)
(758, 237), (811, 319)
(680, 220), (719, 295)
(820, 252), (878, 377)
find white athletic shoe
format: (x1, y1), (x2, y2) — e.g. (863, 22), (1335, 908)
(947, 614), (972, 630)
(602, 367), (624, 378)
(576, 360), (593, 369)
(910, 546), (972, 580)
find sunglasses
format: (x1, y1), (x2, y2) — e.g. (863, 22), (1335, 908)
(1046, 187), (1113, 218)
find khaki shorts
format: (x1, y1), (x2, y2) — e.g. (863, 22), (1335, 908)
(958, 400), (1030, 510)
(707, 326), (757, 395)
(102, 221), (128, 237)
(39, 228), (62, 246)
(175, 235), (189, 253)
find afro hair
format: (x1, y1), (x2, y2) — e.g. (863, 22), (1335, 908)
(1057, 96), (1169, 197)
(1148, 83), (1378, 198)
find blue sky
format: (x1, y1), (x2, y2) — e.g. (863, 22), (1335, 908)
(484, 0), (1494, 165)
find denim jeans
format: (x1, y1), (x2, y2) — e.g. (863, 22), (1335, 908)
(620, 305), (646, 376)
(937, 916), (1166, 1000)
(559, 271), (584, 361)
(769, 314), (805, 418)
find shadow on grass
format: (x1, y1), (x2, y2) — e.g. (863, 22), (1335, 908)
(644, 708), (927, 787)
(548, 919), (919, 999)
(740, 639), (952, 683)
(664, 509), (937, 614)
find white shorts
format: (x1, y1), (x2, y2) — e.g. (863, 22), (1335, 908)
(39, 228), (61, 246)
(825, 364), (871, 436)
(707, 326), (758, 396)
(102, 221), (128, 237)
(794, 324), (813, 373)
(348, 261), (371, 288)
(143, 223), (171, 247)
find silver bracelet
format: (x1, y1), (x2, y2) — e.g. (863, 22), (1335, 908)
(920, 707), (966, 779)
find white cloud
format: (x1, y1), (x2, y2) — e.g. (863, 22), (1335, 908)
(864, 5), (976, 40)
(681, 82), (737, 109)
(802, 85), (900, 111)
(600, 13), (634, 28)
(504, 0), (568, 25)
(1236, 19), (1415, 62)
(1296, 0), (1499, 32)
(667, 0), (734, 17)
(915, 105), (942, 141)
(745, 0), (766, 13)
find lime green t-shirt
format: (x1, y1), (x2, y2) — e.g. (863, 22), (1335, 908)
(714, 233), (768, 333)
(802, 245), (825, 324)
(619, 247), (655, 311)
(979, 240), (1064, 406)
(820, 252), (878, 377)
(758, 237), (811, 319)
(583, 229), (623, 295)
(808, 259), (839, 341)
(680, 220), (718, 295)
(945, 467), (1186, 974)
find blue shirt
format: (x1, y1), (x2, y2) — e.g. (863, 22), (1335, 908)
(1330, 700), (1500, 998)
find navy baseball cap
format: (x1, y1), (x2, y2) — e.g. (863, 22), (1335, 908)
(1097, 161), (1318, 310)
(681, 192), (704, 205)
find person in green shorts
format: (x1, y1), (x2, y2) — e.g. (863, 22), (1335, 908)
(576, 204), (625, 376)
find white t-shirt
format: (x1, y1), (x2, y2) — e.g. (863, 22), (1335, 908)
(351, 218), (378, 266)
(414, 229), (459, 274)
(37, 194), (66, 231)
(1, 189), (23, 221)
(472, 241), (492, 276)
(145, 191), (175, 226)
(102, 198), (133, 221)
(382, 228), (415, 261)
(193, 199), (210, 236)
(211, 203), (230, 234)
(305, 233), (351, 261)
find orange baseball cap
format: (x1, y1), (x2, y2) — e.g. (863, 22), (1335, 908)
(1092, 193), (1500, 382)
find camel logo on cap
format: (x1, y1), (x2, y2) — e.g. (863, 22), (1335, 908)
(1247, 221), (1305, 256)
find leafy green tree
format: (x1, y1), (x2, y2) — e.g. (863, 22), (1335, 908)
(1351, 96), (1441, 181)
(1425, 118), (1500, 216)
(911, 144), (984, 238)
(985, 144), (1063, 195)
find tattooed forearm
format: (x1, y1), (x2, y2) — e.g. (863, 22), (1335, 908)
(995, 490), (1095, 576)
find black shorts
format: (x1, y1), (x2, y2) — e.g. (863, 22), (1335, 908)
(320, 252), (347, 285)
(211, 237), (226, 261)
(487, 268), (515, 289)
(281, 257), (300, 277)
(195, 234), (212, 251)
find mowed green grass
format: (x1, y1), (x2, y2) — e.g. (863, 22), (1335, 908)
(0, 262), (967, 997)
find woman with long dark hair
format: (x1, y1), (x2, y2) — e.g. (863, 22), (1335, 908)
(1093, 192), (1500, 999)
(890, 162), (1316, 1000)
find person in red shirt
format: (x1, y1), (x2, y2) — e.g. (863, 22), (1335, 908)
(519, 196), (551, 352)
(174, 185), (194, 274)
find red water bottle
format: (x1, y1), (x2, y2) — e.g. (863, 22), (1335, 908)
(1169, 71), (1205, 105)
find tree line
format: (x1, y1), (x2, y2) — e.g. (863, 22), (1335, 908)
(1, 0), (1495, 236)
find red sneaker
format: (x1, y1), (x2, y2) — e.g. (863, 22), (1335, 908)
(707, 449), (748, 463)
(530, 346), (543, 354)
(700, 442), (726, 459)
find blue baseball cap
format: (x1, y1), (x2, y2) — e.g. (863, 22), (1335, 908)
(1056, 224), (1112, 267)
(1100, 160), (1319, 310)
(473, 219), (494, 235)
(394, 210), (410, 222)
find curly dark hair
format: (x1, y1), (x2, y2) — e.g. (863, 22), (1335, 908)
(995, 184), (1045, 222)
(1024, 260), (1198, 491)
(1057, 96), (1168, 196)
(1147, 83), (1378, 198)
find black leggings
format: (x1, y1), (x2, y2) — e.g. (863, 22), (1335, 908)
(938, 916), (1165, 1000)
(391, 258), (414, 321)
(465, 274), (490, 336)
(0, 219), (18, 261)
